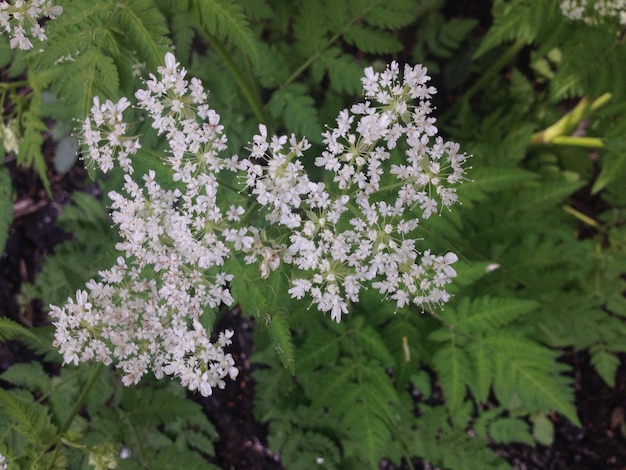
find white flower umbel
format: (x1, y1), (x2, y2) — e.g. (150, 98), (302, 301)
(244, 61), (469, 322)
(51, 52), (470, 393)
(0, 0), (62, 50)
(51, 53), (241, 396)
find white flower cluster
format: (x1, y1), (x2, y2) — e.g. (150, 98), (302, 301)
(560, 0), (626, 24)
(244, 61), (466, 321)
(50, 53), (240, 397)
(0, 0), (62, 50)
(0, 453), (6, 470)
(50, 52), (469, 394)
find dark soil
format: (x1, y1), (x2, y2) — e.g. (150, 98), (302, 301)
(2, 157), (626, 470)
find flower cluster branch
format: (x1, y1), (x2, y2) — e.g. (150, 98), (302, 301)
(50, 52), (470, 395)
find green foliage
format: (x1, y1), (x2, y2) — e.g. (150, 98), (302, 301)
(2, 0), (626, 468)
(0, 351), (221, 468)
(22, 192), (119, 308)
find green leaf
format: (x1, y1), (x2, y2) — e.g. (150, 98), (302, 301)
(0, 317), (40, 343)
(474, 0), (559, 58)
(294, 0), (328, 56)
(532, 413), (555, 446)
(489, 417), (534, 446)
(343, 25), (403, 54)
(454, 296), (539, 333)
(189, 0), (259, 65)
(18, 90), (50, 194)
(0, 388), (57, 446)
(589, 344), (620, 387)
(513, 179), (584, 214)
(353, 323), (395, 367)
(432, 343), (470, 416)
(117, 0), (170, 70)
(296, 328), (340, 373)
(1, 362), (51, 393)
(486, 335), (580, 426)
(591, 145), (626, 194)
(268, 83), (322, 140)
(121, 387), (201, 428)
(267, 312), (295, 374)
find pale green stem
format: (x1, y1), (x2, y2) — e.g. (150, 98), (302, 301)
(530, 93), (611, 146)
(563, 205), (600, 228)
(549, 136), (604, 148)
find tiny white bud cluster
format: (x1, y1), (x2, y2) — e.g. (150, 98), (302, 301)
(0, 0), (62, 50)
(50, 52), (470, 394)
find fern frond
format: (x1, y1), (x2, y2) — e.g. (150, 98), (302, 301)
(513, 179), (584, 213)
(121, 387), (201, 428)
(454, 296), (538, 333)
(486, 334), (580, 426)
(189, 0), (259, 66)
(343, 25), (403, 54)
(488, 417), (534, 445)
(293, 0), (328, 57)
(296, 328), (340, 373)
(432, 342), (472, 416)
(142, 446), (219, 469)
(268, 84), (322, 139)
(267, 312), (295, 374)
(0, 317), (39, 343)
(0, 389), (57, 446)
(18, 90), (49, 193)
(116, 0), (170, 70)
(474, 0), (560, 58)
(467, 337), (492, 404)
(353, 322), (395, 367)
(0, 362), (51, 393)
(589, 344), (619, 387)
(317, 48), (362, 95)
(361, 0), (418, 29)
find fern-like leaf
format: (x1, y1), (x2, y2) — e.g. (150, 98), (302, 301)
(0, 389), (57, 446)
(267, 312), (295, 374)
(486, 334), (580, 426)
(121, 387), (201, 428)
(432, 343), (471, 416)
(0, 317), (39, 343)
(296, 327), (340, 373)
(454, 296), (538, 333)
(268, 83), (322, 139)
(116, 0), (170, 70)
(1, 362), (51, 393)
(343, 24), (403, 54)
(474, 0), (560, 58)
(589, 344), (619, 387)
(293, 0), (328, 57)
(189, 0), (259, 65)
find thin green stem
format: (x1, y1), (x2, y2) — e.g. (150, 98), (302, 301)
(549, 136), (604, 148)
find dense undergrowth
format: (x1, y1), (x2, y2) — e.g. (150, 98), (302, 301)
(1, 0), (626, 469)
